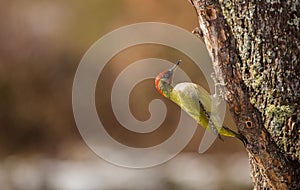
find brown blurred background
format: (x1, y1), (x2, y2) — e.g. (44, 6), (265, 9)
(0, 0), (251, 189)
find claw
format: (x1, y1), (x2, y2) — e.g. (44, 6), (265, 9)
(211, 72), (227, 97)
(192, 27), (204, 43)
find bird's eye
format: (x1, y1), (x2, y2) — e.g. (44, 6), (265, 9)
(163, 72), (170, 78)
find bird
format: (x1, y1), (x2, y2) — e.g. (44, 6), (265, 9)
(155, 60), (246, 145)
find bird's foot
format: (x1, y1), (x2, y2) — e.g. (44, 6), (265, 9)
(192, 27), (204, 43)
(211, 73), (227, 104)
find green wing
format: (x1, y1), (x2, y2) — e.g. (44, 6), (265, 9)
(170, 82), (238, 138)
(170, 82), (211, 128)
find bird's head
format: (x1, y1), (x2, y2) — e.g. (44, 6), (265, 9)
(155, 60), (181, 97)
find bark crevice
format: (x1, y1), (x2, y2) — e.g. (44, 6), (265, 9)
(189, 0), (300, 189)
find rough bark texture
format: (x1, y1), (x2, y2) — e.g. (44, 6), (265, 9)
(189, 0), (300, 189)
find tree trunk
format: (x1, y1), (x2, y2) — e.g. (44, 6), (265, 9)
(189, 0), (300, 189)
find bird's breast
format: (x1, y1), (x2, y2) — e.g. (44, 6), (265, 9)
(173, 83), (199, 100)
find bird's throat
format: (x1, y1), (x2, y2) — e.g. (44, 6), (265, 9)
(156, 81), (173, 98)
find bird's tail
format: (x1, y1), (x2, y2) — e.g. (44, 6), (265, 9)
(222, 126), (248, 146)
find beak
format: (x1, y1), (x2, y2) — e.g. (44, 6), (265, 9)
(169, 60), (181, 72)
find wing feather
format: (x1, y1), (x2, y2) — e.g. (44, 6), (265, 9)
(170, 83), (212, 127)
(170, 82), (239, 138)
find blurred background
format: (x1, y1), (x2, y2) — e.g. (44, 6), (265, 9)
(0, 0), (251, 189)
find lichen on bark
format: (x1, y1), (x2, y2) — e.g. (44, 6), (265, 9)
(219, 0), (300, 162)
(189, 0), (300, 189)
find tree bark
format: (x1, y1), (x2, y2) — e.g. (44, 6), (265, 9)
(189, 0), (300, 189)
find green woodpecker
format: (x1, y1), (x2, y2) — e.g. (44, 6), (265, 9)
(155, 60), (246, 145)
